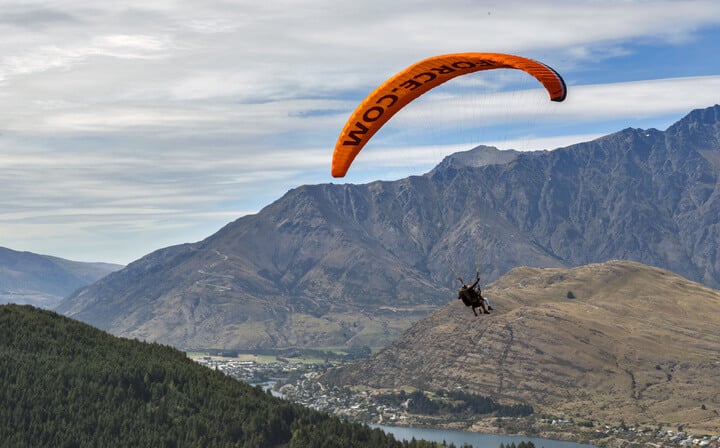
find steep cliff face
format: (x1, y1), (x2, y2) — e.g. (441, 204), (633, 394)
(57, 105), (720, 350)
(474, 126), (710, 283)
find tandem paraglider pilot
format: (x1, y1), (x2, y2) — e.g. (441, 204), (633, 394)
(457, 274), (494, 317)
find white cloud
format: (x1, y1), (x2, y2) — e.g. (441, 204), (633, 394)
(1, 0), (719, 263)
(560, 76), (720, 119)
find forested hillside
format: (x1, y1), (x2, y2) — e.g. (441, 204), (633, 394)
(0, 304), (439, 448)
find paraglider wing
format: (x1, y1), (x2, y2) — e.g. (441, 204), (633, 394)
(331, 52), (567, 177)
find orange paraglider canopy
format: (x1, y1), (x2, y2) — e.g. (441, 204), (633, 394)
(331, 52), (567, 177)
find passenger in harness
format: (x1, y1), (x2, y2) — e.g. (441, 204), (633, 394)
(457, 273), (493, 316)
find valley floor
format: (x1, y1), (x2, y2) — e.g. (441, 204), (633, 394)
(190, 353), (719, 448)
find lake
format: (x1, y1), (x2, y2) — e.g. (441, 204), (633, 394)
(374, 425), (596, 448)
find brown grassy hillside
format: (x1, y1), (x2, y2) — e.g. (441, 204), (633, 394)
(322, 261), (720, 434)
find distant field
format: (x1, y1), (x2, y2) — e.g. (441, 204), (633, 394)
(187, 346), (375, 365)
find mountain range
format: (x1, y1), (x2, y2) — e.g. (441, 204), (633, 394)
(0, 247), (121, 308)
(56, 104), (720, 350)
(321, 260), (720, 435)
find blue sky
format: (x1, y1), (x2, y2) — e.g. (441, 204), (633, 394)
(1, 0), (719, 265)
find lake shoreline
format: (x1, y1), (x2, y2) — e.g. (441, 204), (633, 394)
(372, 424), (598, 448)
(371, 414), (599, 445)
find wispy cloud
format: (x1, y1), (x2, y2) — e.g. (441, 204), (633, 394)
(1, 0), (719, 263)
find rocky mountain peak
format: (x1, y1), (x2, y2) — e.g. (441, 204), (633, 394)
(57, 105), (720, 351)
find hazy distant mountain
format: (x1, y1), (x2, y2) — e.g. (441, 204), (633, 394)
(321, 260), (720, 435)
(0, 304), (428, 447)
(57, 105), (720, 350)
(0, 247), (122, 308)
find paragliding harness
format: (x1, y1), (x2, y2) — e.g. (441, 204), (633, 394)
(457, 272), (490, 316)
